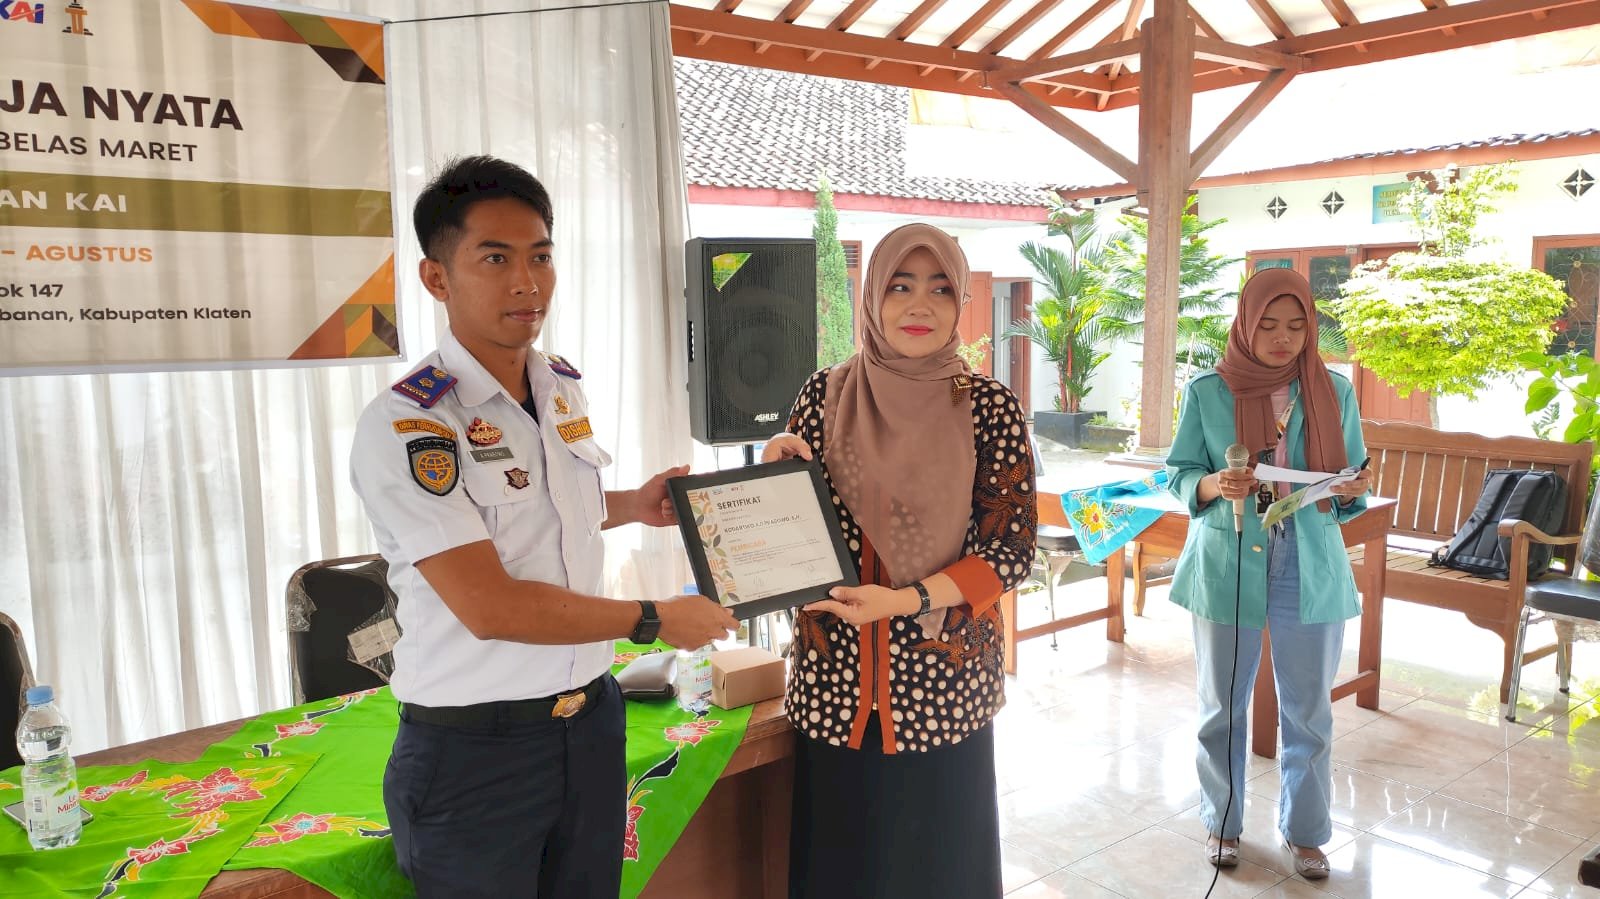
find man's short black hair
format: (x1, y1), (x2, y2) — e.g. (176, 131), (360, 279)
(412, 155), (554, 261)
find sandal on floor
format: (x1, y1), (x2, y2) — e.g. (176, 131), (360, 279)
(1284, 839), (1329, 880)
(1206, 835), (1240, 868)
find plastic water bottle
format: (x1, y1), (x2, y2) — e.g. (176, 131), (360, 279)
(17, 685), (81, 850)
(677, 585), (714, 713)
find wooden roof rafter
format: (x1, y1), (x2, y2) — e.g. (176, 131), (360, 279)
(670, 0), (1600, 111)
(890, 0), (954, 39)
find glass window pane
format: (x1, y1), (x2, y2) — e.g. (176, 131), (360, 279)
(1254, 258), (1294, 271)
(1544, 244), (1600, 357)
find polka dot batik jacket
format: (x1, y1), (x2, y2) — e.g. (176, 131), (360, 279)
(784, 369), (1038, 754)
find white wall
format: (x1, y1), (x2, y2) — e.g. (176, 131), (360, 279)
(1195, 154), (1600, 437)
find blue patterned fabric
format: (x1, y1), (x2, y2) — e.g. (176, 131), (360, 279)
(1057, 470), (1175, 564)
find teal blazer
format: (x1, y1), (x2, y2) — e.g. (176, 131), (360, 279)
(1165, 371), (1368, 627)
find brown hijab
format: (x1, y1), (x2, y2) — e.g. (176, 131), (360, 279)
(1215, 268), (1348, 474)
(824, 224), (977, 591)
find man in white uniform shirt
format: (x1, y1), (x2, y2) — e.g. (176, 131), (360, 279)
(350, 156), (736, 897)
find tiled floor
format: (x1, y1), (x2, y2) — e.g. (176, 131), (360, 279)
(995, 565), (1600, 898)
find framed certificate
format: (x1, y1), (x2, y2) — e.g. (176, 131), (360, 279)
(669, 458), (859, 620)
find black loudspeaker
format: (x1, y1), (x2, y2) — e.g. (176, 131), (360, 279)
(686, 238), (818, 445)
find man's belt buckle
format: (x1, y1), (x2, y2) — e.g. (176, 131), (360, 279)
(552, 690), (587, 718)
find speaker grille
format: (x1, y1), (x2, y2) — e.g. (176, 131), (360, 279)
(687, 238), (818, 445)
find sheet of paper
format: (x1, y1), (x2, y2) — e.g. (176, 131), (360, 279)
(1260, 467), (1364, 529)
(1253, 463), (1344, 484)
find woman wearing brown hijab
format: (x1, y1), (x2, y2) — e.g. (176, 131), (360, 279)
(762, 223), (1036, 898)
(1165, 268), (1372, 879)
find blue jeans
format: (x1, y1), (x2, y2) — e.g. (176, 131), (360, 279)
(1191, 519), (1344, 846)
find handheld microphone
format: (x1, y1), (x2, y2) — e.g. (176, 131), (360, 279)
(1224, 443), (1250, 533)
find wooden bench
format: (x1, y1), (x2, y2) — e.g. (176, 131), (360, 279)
(1353, 420), (1593, 702)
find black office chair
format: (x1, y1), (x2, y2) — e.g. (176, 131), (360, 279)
(0, 613), (36, 771)
(287, 555), (400, 704)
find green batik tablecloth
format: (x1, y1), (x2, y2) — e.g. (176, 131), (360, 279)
(2, 644), (752, 898)
(0, 753), (315, 898)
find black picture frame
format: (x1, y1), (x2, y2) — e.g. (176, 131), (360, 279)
(668, 457), (859, 620)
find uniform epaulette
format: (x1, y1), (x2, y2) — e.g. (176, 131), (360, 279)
(542, 351), (582, 380)
(392, 364), (458, 408)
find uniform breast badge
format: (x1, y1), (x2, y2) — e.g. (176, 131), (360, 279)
(392, 365), (458, 408)
(553, 395), (570, 415)
(504, 467), (530, 490)
(467, 417), (503, 447)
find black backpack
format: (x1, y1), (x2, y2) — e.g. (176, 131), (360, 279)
(1429, 469), (1567, 580)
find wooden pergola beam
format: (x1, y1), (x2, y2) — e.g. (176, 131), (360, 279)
(1188, 66), (1296, 179)
(993, 81), (1139, 181)
(1189, 4), (1223, 38)
(1105, 0), (1148, 79)
(1319, 0), (1361, 27)
(890, 0), (952, 40)
(828, 0), (881, 31)
(992, 36), (1142, 81)
(1192, 35), (1302, 70)
(1244, 0), (1294, 38)
(1026, 0), (1121, 59)
(671, 6), (1114, 97)
(945, 0), (1015, 49)
(1071, 0), (1600, 107)
(777, 0), (815, 24)
(981, 0), (1071, 56)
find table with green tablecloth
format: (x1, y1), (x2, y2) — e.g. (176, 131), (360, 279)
(0, 643), (796, 898)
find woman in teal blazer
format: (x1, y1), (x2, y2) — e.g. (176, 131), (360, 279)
(1166, 268), (1371, 879)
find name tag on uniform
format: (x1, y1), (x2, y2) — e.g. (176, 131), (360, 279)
(470, 447), (514, 463)
(557, 417), (593, 444)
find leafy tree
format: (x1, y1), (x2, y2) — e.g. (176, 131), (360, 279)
(813, 174), (854, 368)
(1326, 163), (1568, 404)
(1097, 196), (1239, 383)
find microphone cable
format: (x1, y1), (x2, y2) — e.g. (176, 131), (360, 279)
(1204, 521), (1246, 899)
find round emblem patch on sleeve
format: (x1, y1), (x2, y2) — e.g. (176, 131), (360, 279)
(406, 436), (459, 496)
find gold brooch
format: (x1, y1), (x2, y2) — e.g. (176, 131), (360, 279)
(951, 375), (972, 405)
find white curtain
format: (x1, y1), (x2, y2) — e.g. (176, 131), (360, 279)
(0, 0), (691, 753)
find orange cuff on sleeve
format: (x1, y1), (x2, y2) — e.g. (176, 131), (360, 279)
(941, 555), (1004, 618)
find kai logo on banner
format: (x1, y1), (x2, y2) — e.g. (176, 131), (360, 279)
(0, 0), (44, 24)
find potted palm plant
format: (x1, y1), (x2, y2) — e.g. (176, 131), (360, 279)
(1005, 209), (1115, 447)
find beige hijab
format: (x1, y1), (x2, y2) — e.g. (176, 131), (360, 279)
(824, 224), (977, 611)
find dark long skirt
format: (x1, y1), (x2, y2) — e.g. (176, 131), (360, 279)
(789, 714), (1002, 899)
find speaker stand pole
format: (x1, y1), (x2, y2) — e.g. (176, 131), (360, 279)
(742, 443), (756, 467)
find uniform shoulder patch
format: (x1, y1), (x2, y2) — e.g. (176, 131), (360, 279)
(541, 351), (582, 380)
(392, 364), (458, 408)
(406, 436), (459, 496)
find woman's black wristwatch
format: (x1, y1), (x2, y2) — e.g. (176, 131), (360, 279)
(910, 581), (931, 616)
(631, 600), (661, 644)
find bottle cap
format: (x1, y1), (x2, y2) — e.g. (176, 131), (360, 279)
(25, 685), (53, 706)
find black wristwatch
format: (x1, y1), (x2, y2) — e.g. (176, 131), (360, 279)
(910, 581), (931, 616)
(631, 600), (660, 644)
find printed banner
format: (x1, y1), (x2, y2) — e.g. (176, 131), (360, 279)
(0, 0), (396, 372)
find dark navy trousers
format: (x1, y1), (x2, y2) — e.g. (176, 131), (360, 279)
(383, 675), (626, 897)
